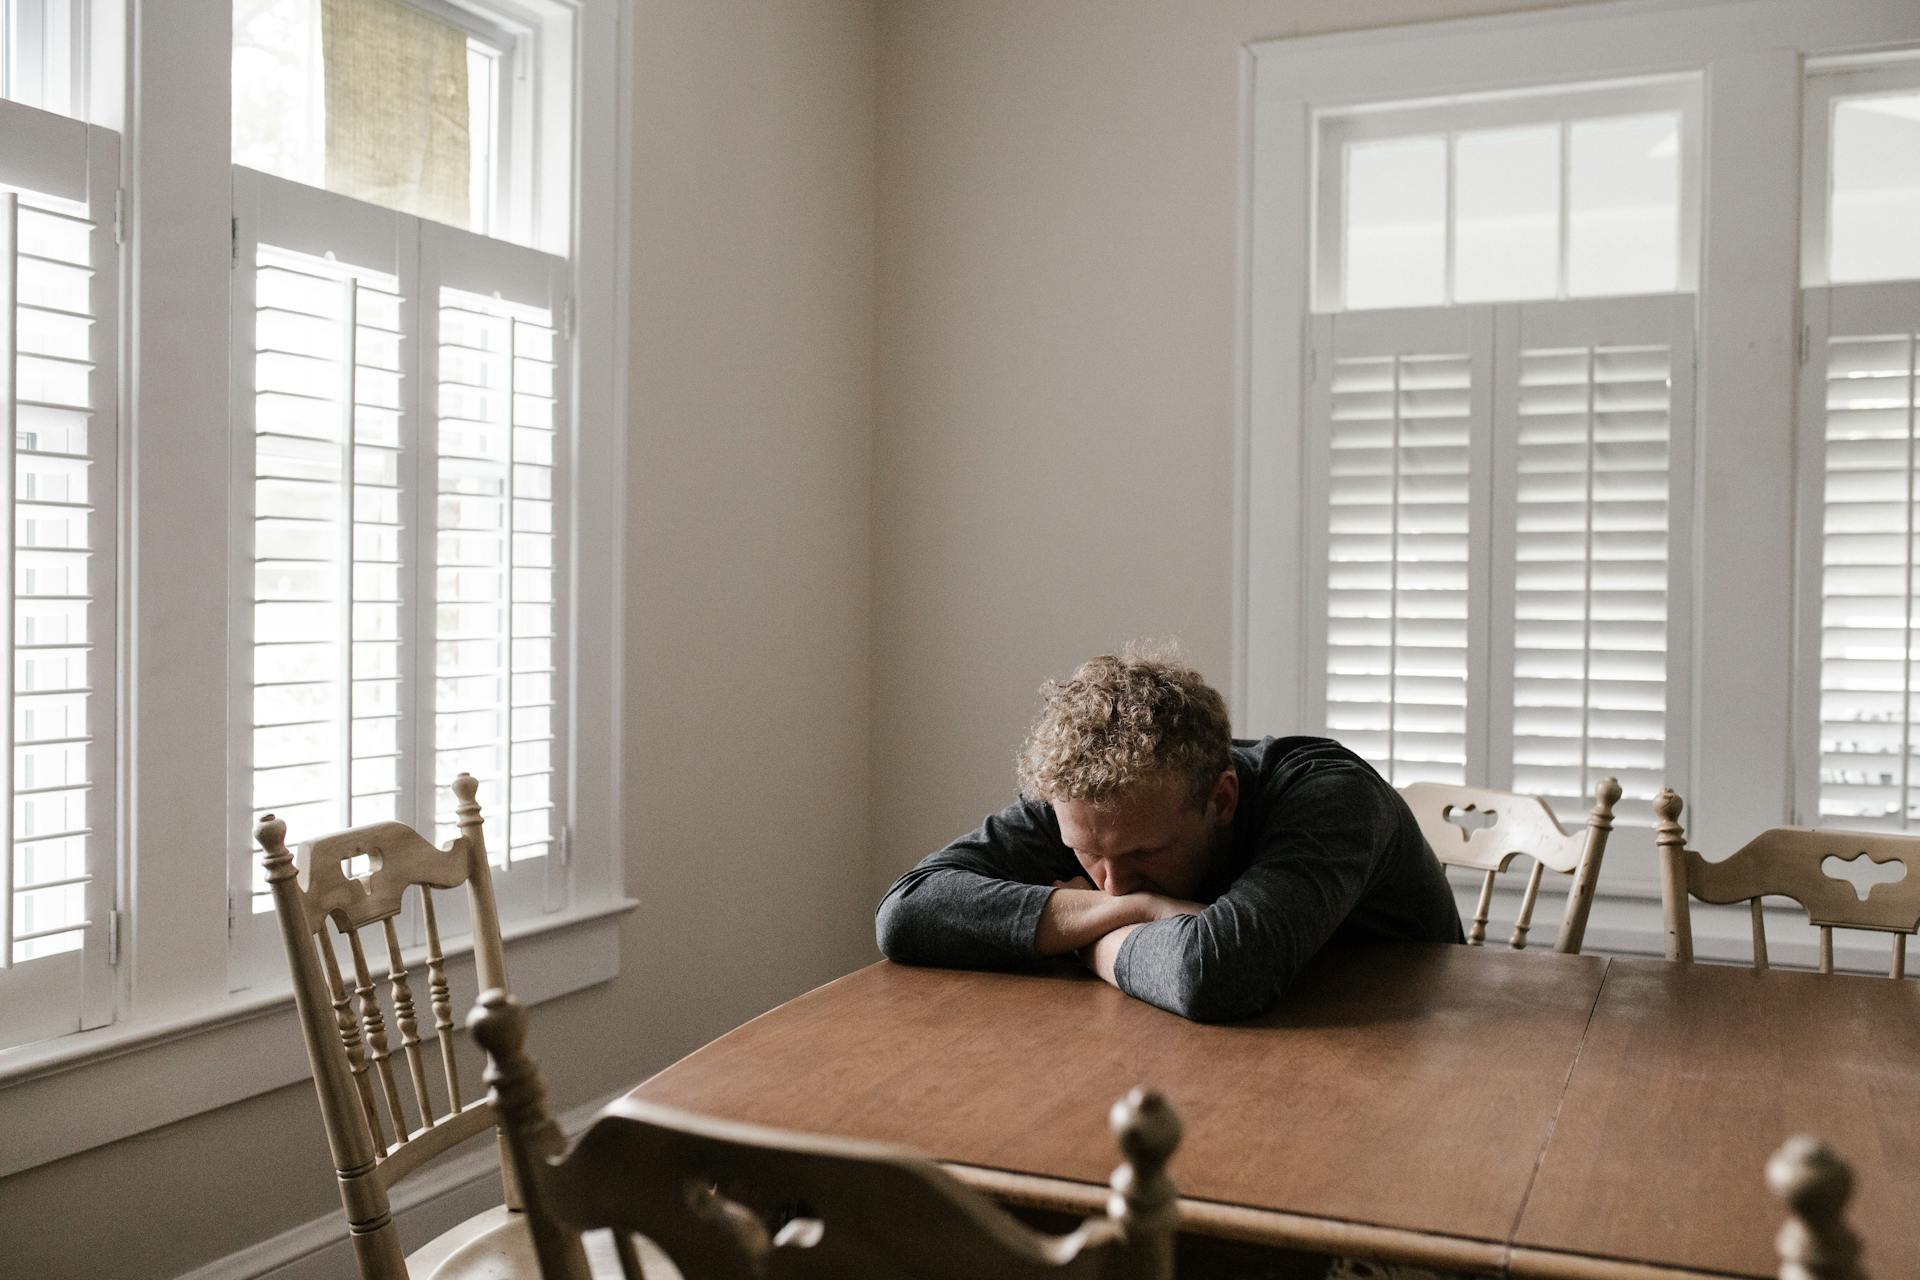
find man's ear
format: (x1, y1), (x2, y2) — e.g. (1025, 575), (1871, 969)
(1208, 768), (1239, 825)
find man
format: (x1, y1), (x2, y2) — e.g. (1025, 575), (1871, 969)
(875, 648), (1464, 1022)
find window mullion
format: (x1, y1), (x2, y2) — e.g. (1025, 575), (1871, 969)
(0, 192), (15, 968)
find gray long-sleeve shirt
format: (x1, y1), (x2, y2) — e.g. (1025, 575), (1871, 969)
(874, 736), (1464, 1022)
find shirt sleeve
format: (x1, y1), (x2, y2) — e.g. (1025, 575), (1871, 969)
(874, 799), (1078, 968)
(1112, 766), (1389, 1022)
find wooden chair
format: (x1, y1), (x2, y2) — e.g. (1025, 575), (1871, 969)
(467, 989), (1185, 1280)
(1399, 777), (1622, 954)
(1654, 789), (1920, 976)
(258, 774), (546, 1279)
(1769, 1135), (1869, 1279)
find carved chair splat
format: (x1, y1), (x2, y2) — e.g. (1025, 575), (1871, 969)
(257, 773), (523, 1280)
(468, 990), (1184, 1280)
(1654, 788), (1920, 977)
(1399, 777), (1622, 954)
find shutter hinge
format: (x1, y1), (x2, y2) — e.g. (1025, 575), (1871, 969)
(107, 908), (121, 967)
(1306, 344), (1318, 386)
(1799, 323), (1811, 366)
(230, 215), (240, 269)
(559, 294), (576, 344)
(558, 825), (573, 868)
(112, 188), (126, 246)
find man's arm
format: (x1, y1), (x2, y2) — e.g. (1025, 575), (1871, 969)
(1106, 770), (1392, 1022)
(875, 803), (1200, 968)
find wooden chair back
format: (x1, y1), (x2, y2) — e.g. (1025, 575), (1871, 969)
(1654, 788), (1920, 977)
(468, 990), (1184, 1280)
(256, 773), (511, 1279)
(1769, 1135), (1870, 1279)
(1399, 777), (1622, 953)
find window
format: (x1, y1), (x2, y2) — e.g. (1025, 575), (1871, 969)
(2, 0), (85, 119)
(1799, 57), (1920, 830)
(232, 0), (558, 247)
(227, 164), (570, 984)
(0, 97), (117, 1051)
(1303, 80), (1698, 824)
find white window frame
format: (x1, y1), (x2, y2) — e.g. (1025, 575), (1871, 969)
(1242, 0), (1920, 969)
(0, 0), (630, 1178)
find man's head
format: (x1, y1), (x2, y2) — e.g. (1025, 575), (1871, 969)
(1016, 649), (1238, 901)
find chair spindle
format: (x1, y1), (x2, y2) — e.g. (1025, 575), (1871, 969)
(1510, 860), (1546, 950)
(1751, 899), (1770, 971)
(422, 888), (462, 1108)
(1469, 870), (1495, 946)
(383, 916), (437, 1129)
(1893, 934), (1907, 980)
(1108, 1086), (1181, 1273)
(1768, 1135), (1868, 1280)
(611, 1233), (645, 1280)
(1819, 926), (1835, 976)
(318, 929), (386, 1149)
(348, 927), (411, 1144)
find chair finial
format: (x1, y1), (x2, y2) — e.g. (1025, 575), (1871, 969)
(1595, 776), (1623, 809)
(256, 813), (295, 881)
(1654, 787), (1684, 825)
(1768, 1135), (1867, 1280)
(453, 772), (480, 806)
(1108, 1087), (1181, 1246)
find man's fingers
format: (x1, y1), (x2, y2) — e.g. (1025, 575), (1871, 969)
(1050, 876), (1095, 891)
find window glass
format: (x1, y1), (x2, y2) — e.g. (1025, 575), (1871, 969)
(1453, 124), (1559, 303)
(3, 0), (80, 118)
(1344, 136), (1446, 311)
(1567, 113), (1681, 297)
(233, 0), (495, 233)
(1829, 92), (1920, 284)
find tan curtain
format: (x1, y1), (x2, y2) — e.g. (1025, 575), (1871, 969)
(322, 0), (471, 228)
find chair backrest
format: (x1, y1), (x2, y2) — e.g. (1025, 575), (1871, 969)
(1769, 1135), (1870, 1279)
(255, 772), (511, 1280)
(1399, 777), (1622, 954)
(468, 991), (1184, 1280)
(1653, 788), (1920, 977)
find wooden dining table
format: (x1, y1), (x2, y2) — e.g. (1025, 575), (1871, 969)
(627, 944), (1920, 1279)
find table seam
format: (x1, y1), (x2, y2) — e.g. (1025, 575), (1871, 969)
(1503, 954), (1613, 1276)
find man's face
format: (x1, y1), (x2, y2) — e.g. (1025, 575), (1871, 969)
(1053, 770), (1238, 902)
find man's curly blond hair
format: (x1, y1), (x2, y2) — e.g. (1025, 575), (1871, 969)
(1016, 647), (1232, 808)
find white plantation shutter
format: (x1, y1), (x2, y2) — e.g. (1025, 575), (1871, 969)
(1494, 296), (1693, 825)
(1308, 308), (1491, 786)
(229, 169), (422, 972)
(422, 224), (567, 911)
(1800, 284), (1920, 829)
(1307, 298), (1692, 818)
(0, 102), (117, 1050)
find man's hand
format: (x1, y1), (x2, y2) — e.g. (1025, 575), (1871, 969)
(1032, 877), (1204, 957)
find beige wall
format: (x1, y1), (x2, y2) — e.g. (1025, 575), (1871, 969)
(0, 3), (877, 1276)
(869, 0), (1608, 893)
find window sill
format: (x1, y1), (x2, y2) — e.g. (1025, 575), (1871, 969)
(0, 896), (635, 1180)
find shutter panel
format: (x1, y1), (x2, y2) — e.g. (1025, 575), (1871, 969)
(1807, 284), (1920, 829)
(1499, 297), (1691, 825)
(244, 244), (410, 903)
(0, 107), (117, 1049)
(1311, 309), (1490, 786)
(421, 224), (567, 911)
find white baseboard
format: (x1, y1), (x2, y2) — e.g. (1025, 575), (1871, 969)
(172, 1092), (622, 1280)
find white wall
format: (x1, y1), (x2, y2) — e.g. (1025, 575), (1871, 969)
(868, 0), (1613, 893)
(0, 2), (877, 1275)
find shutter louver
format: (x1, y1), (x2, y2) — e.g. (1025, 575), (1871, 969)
(433, 286), (558, 869)
(3, 186), (107, 963)
(1817, 330), (1919, 828)
(1511, 341), (1671, 822)
(247, 244), (408, 905)
(1325, 350), (1473, 785)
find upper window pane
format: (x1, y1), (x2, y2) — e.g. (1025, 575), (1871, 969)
(1567, 113), (1680, 297)
(1453, 124), (1559, 303)
(1829, 91), (1920, 284)
(234, 0), (502, 235)
(3, 0), (82, 118)
(1344, 136), (1447, 311)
